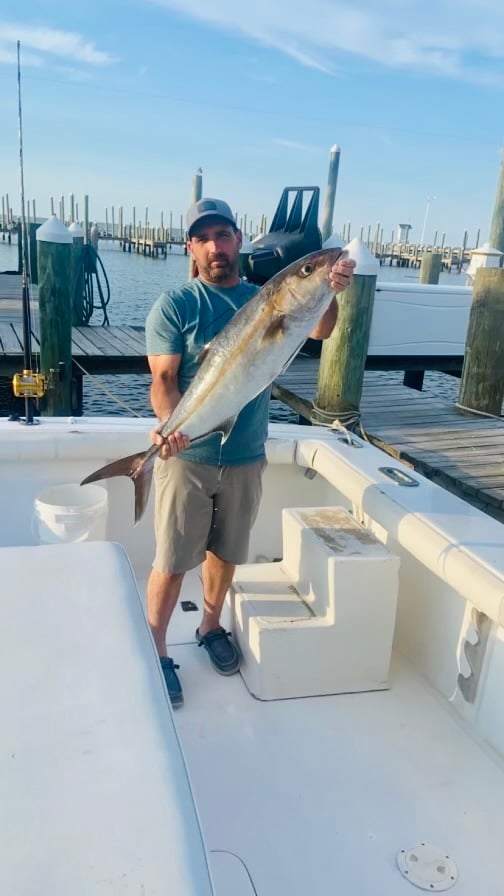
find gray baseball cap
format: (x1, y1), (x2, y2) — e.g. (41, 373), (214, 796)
(186, 198), (236, 236)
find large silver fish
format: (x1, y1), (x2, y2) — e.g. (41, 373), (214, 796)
(81, 247), (343, 522)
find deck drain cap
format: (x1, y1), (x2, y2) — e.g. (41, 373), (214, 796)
(397, 843), (458, 890)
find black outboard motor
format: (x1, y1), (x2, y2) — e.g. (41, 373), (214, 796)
(243, 186), (322, 286)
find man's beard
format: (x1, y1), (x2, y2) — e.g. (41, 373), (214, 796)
(203, 254), (237, 283)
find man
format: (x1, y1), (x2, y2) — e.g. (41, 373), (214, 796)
(145, 197), (355, 707)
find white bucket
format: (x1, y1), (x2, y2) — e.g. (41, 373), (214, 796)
(33, 484), (108, 545)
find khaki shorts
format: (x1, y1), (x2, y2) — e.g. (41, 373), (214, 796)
(153, 457), (266, 574)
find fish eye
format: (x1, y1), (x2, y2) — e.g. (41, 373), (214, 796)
(300, 263), (313, 276)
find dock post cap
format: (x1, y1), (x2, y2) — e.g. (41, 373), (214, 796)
(68, 221), (84, 238)
(466, 241), (503, 283)
(330, 144), (340, 153)
(469, 241), (503, 258)
(36, 214), (72, 244)
(322, 232), (345, 250)
(343, 237), (381, 275)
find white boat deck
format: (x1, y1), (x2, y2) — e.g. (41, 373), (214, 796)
(166, 574), (504, 895)
(2, 418), (504, 894)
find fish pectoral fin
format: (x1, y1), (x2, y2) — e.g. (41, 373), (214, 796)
(262, 314), (288, 343)
(186, 417), (237, 448)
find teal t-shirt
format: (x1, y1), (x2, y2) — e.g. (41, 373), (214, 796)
(145, 277), (270, 465)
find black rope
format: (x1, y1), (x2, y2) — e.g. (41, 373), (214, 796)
(72, 243), (111, 326)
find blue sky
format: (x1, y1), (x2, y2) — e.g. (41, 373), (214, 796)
(0, 1), (503, 246)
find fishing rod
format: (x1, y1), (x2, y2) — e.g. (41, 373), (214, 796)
(12, 40), (45, 423)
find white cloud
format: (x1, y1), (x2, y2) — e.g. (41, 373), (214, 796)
(273, 138), (321, 152)
(0, 22), (117, 67)
(151, 0), (504, 84)
(0, 46), (45, 67)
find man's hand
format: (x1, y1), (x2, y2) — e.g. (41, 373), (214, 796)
(150, 429), (190, 461)
(329, 256), (356, 292)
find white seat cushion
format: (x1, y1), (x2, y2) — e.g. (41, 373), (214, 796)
(0, 542), (214, 896)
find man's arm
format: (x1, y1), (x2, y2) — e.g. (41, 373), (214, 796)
(309, 297), (338, 340)
(309, 256), (356, 340)
(148, 353), (182, 420)
(147, 353), (190, 458)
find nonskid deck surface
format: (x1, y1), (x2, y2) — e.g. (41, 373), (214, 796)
(136, 565), (234, 648)
(165, 580), (503, 896)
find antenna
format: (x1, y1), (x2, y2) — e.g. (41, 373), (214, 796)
(12, 41), (45, 423)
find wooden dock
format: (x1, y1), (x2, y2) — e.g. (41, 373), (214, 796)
(1, 274), (503, 522)
(0, 274), (146, 375)
(274, 358), (504, 523)
(377, 243), (471, 271)
(99, 231), (187, 258)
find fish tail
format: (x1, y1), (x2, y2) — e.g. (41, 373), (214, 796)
(81, 450), (155, 524)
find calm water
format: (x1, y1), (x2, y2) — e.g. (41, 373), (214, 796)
(0, 237), (466, 419)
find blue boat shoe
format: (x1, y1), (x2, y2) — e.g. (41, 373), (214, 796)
(160, 656), (183, 708)
(195, 627), (240, 675)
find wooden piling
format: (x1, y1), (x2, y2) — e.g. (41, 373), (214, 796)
(458, 267), (504, 414)
(36, 217), (73, 415)
(373, 222), (381, 255)
(69, 223), (85, 325)
(28, 222), (39, 285)
(315, 272), (377, 414)
(419, 251), (442, 284)
(188, 169), (203, 278)
(83, 195), (89, 243)
(489, 152), (504, 255)
(320, 145), (341, 242)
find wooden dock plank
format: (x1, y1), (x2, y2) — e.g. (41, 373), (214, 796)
(106, 326), (146, 353)
(0, 323), (22, 354)
(69, 325), (128, 357)
(275, 363), (504, 521)
(71, 328), (112, 356)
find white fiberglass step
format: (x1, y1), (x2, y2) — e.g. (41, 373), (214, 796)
(232, 507), (399, 700)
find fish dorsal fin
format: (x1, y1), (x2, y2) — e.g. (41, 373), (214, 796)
(262, 314), (287, 343)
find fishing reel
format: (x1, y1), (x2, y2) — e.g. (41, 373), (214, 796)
(12, 369), (47, 399)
